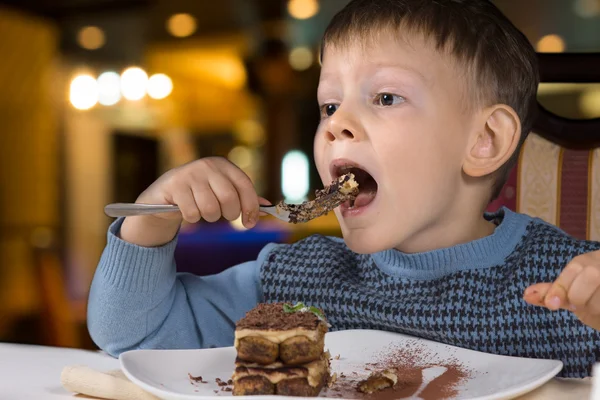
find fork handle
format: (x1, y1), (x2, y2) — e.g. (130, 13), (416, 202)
(104, 203), (181, 217)
(104, 203), (276, 218)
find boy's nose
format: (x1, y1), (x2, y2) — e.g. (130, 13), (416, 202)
(325, 110), (363, 142)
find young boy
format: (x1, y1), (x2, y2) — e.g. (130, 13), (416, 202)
(88, 0), (600, 378)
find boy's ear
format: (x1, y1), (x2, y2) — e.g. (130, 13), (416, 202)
(463, 104), (521, 178)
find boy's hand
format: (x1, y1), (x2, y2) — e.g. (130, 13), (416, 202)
(120, 157), (264, 247)
(523, 250), (600, 331)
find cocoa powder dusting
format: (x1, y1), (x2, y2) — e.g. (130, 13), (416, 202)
(419, 365), (469, 400)
(323, 340), (471, 400)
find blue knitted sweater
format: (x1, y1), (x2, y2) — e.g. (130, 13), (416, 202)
(87, 208), (600, 378)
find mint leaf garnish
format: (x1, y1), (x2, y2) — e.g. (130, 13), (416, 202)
(283, 302), (326, 321)
(283, 302), (306, 313)
(308, 306), (325, 320)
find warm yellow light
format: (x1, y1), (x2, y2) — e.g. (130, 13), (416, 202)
(228, 146), (253, 169)
(234, 120), (265, 146)
(580, 89), (600, 118)
(167, 13), (197, 38)
(536, 34), (566, 53)
(147, 73), (173, 99)
(77, 26), (105, 50)
(287, 0), (319, 20)
(97, 71), (121, 106)
(289, 47), (314, 71)
(200, 55), (247, 90)
(69, 74), (98, 110)
(120, 67), (148, 101)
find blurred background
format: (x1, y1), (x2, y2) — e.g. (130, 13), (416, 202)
(0, 0), (598, 350)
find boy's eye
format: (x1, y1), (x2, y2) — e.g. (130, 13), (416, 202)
(375, 93), (404, 106)
(321, 104), (338, 117)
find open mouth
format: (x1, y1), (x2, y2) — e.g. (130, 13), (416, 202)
(332, 163), (378, 209)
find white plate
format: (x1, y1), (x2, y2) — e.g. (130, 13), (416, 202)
(120, 329), (562, 400)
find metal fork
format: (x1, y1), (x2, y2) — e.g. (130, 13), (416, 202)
(103, 203), (291, 223)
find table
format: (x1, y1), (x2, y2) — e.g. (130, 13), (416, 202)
(0, 343), (591, 399)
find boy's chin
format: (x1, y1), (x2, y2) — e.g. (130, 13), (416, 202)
(341, 231), (390, 254)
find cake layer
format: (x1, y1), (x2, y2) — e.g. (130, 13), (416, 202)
(235, 332), (326, 365)
(232, 354), (330, 397)
(232, 376), (327, 397)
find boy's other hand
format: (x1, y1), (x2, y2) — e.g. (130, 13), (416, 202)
(120, 157), (265, 247)
(523, 250), (600, 331)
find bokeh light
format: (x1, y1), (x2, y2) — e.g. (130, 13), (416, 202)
(536, 34), (566, 53)
(69, 74), (98, 110)
(574, 0), (600, 18)
(287, 0), (319, 20)
(97, 71), (121, 106)
(147, 73), (173, 99)
(289, 47), (314, 71)
(167, 13), (197, 38)
(120, 67), (148, 101)
(282, 150), (310, 203)
(228, 146), (253, 169)
(77, 26), (105, 50)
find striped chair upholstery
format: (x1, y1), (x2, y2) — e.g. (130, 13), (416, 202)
(487, 132), (600, 241)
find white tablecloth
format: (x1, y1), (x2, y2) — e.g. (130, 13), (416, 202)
(0, 343), (592, 399)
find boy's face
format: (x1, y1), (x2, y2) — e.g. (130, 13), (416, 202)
(314, 31), (480, 254)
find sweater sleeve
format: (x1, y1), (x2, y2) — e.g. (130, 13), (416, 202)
(87, 218), (277, 357)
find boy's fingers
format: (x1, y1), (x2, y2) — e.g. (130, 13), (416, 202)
(258, 196), (273, 206)
(190, 182), (221, 223)
(585, 287), (600, 316)
(523, 283), (551, 306)
(172, 188), (202, 223)
(544, 261), (583, 310)
(207, 173), (242, 222)
(222, 165), (260, 228)
(568, 266), (600, 309)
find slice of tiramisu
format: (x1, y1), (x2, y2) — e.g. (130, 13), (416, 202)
(232, 302), (331, 396)
(234, 302), (328, 366)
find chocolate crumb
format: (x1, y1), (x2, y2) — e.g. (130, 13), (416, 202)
(227, 379), (233, 385)
(334, 354), (341, 360)
(357, 369), (398, 394)
(224, 387), (233, 392)
(188, 373), (203, 382)
(216, 378), (228, 386)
